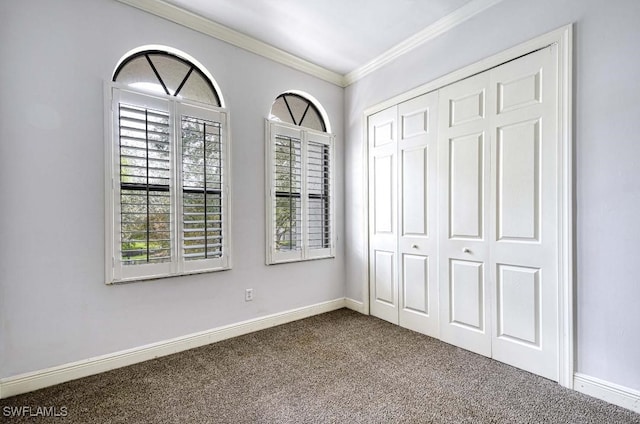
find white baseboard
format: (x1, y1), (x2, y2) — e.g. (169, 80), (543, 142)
(344, 298), (365, 314)
(14, 301), (638, 416)
(0, 298), (346, 399)
(574, 373), (640, 414)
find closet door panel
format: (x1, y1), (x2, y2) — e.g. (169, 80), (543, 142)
(402, 254), (429, 313)
(496, 264), (540, 345)
(438, 73), (492, 357)
(496, 119), (540, 241)
(489, 46), (558, 381)
(449, 132), (484, 239)
(368, 106), (399, 324)
(374, 155), (394, 234)
(401, 146), (428, 236)
(373, 250), (395, 305)
(398, 92), (439, 337)
(449, 259), (485, 331)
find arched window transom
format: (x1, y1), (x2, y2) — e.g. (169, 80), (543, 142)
(270, 93), (326, 132)
(113, 50), (221, 107)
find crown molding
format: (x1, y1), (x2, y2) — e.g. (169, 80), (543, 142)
(115, 0), (347, 87)
(116, 0), (505, 88)
(343, 0), (505, 85)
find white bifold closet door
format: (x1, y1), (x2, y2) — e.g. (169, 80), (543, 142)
(438, 45), (559, 380)
(368, 92), (439, 338)
(368, 45), (560, 381)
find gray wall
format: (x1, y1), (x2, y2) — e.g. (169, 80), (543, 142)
(345, 0), (640, 391)
(0, 0), (345, 378)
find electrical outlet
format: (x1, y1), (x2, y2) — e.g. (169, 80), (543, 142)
(245, 288), (253, 302)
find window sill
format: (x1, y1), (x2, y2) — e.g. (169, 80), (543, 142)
(106, 265), (231, 285)
(266, 255), (335, 266)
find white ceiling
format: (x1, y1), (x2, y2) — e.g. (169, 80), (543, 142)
(162, 0), (475, 75)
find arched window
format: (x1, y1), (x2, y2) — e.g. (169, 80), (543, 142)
(113, 49), (222, 107)
(106, 47), (231, 283)
(269, 93), (326, 132)
(266, 92), (334, 264)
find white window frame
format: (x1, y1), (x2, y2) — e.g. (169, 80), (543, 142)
(104, 83), (232, 284)
(265, 120), (335, 264)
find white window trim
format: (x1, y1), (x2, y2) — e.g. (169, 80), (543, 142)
(265, 120), (335, 265)
(104, 82), (232, 284)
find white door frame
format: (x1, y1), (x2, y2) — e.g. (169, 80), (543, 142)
(362, 24), (573, 388)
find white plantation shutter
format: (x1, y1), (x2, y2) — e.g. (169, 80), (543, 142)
(274, 134), (302, 253)
(179, 104), (228, 272)
(119, 104), (172, 265)
(269, 124), (303, 262)
(306, 132), (332, 259)
(108, 88), (230, 283)
(181, 116), (222, 259)
(266, 121), (334, 264)
(113, 90), (174, 281)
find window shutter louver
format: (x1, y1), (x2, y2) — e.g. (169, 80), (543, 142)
(118, 103), (172, 265)
(181, 115), (224, 261)
(307, 141), (330, 250)
(274, 135), (302, 253)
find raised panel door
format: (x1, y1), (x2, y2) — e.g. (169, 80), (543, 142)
(438, 72), (492, 357)
(368, 106), (399, 324)
(398, 93), (439, 337)
(489, 46), (559, 381)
